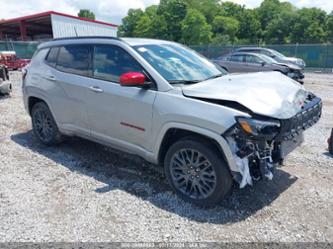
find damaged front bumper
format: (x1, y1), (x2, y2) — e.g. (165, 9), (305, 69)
(223, 94), (322, 188)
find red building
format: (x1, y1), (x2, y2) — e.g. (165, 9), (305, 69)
(0, 11), (118, 41)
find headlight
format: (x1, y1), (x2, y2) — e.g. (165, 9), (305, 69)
(296, 60), (305, 67)
(236, 117), (281, 139)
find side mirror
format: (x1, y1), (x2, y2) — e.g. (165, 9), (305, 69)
(120, 72), (148, 87)
(261, 61), (266, 66)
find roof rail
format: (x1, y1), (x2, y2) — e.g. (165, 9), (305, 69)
(51, 36), (121, 42)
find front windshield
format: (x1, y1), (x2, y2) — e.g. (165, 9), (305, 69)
(133, 43), (225, 83)
(269, 49), (285, 59)
(258, 54), (277, 63)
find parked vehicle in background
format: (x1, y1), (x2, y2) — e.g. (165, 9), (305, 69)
(0, 51), (30, 70)
(212, 52), (304, 82)
(0, 64), (11, 95)
(235, 47), (306, 69)
(328, 129), (333, 155)
(23, 37), (322, 207)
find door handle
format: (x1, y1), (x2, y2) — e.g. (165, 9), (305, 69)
(45, 75), (56, 81)
(89, 86), (104, 93)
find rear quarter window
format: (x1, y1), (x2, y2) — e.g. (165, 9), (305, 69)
(31, 48), (49, 65)
(45, 47), (59, 67)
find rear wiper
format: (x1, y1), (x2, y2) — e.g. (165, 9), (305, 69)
(169, 79), (202, 85)
(204, 73), (223, 81)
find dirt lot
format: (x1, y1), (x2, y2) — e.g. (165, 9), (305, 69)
(0, 72), (332, 242)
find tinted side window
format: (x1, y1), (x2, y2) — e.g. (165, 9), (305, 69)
(93, 45), (143, 83)
(246, 55), (261, 63)
(56, 45), (92, 76)
(230, 55), (244, 62)
(45, 47), (59, 67)
(261, 50), (273, 57)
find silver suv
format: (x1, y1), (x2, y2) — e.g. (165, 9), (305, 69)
(23, 37), (322, 207)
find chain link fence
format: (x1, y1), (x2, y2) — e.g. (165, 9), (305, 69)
(0, 41), (332, 72)
(192, 44), (333, 72)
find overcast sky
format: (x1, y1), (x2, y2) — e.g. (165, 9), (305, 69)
(0, 0), (332, 25)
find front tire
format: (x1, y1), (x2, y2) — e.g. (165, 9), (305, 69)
(164, 137), (233, 207)
(31, 102), (63, 145)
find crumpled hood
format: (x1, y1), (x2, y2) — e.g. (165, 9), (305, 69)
(272, 62), (302, 71)
(182, 72), (308, 119)
(283, 57), (305, 68)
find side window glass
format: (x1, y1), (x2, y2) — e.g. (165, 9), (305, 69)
(93, 45), (143, 83)
(230, 55), (244, 62)
(56, 45), (92, 76)
(45, 47), (59, 67)
(246, 55), (261, 64)
(261, 50), (272, 57)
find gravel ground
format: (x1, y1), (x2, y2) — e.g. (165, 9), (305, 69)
(0, 72), (332, 242)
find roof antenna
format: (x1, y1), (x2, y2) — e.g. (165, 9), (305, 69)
(74, 27), (78, 37)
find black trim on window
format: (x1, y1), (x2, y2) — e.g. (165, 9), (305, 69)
(55, 44), (93, 77)
(91, 44), (157, 90)
(45, 47), (60, 68)
(41, 43), (157, 91)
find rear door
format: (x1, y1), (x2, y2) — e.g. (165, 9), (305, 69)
(227, 54), (246, 72)
(46, 44), (92, 136)
(85, 44), (156, 152)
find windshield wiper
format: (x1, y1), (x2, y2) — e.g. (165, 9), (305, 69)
(168, 79), (202, 85)
(204, 73), (224, 81)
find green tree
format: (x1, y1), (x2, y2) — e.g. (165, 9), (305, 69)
(219, 1), (244, 18)
(263, 10), (295, 43)
(327, 12), (333, 42)
(157, 0), (188, 41)
(181, 9), (212, 45)
(290, 8), (327, 43)
(237, 9), (261, 44)
(77, 9), (95, 20)
(118, 0), (331, 45)
(184, 0), (220, 23)
(212, 16), (239, 43)
(118, 9), (144, 37)
(132, 6), (168, 39)
(257, 0), (281, 28)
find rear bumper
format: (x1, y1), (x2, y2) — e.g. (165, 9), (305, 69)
(0, 81), (12, 94)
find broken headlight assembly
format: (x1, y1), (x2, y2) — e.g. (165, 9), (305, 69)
(236, 117), (281, 140)
(225, 117), (282, 187)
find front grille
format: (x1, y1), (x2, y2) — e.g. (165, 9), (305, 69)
(276, 95), (322, 141)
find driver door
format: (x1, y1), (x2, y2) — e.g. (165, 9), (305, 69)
(85, 44), (156, 152)
(245, 54), (270, 72)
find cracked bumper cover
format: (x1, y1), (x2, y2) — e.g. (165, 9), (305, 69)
(224, 94), (322, 186)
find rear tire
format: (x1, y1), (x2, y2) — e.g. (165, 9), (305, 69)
(31, 102), (63, 145)
(164, 137), (233, 207)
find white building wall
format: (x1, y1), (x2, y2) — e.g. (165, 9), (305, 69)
(51, 14), (117, 38)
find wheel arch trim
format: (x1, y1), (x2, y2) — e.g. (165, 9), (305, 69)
(153, 122), (239, 173)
